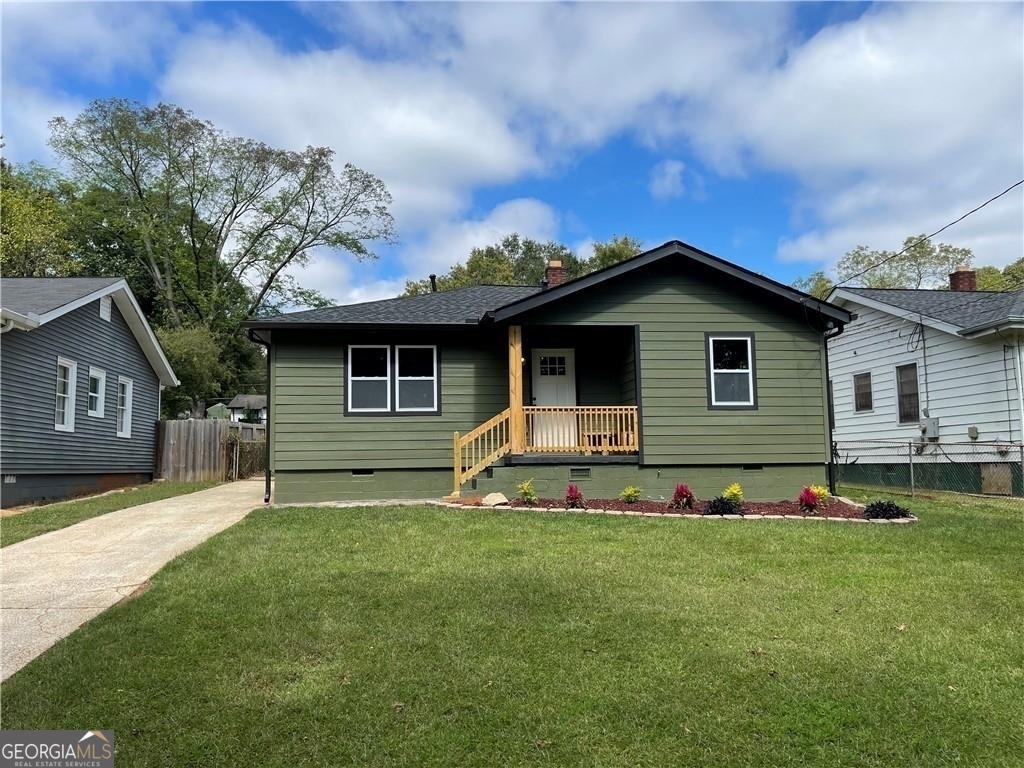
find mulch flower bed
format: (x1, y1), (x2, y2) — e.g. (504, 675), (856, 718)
(451, 496), (914, 521)
(506, 498), (868, 518)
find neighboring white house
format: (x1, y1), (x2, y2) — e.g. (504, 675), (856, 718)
(227, 393), (267, 423)
(826, 269), (1024, 494)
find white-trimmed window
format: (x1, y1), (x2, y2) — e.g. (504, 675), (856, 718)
(396, 346), (438, 412)
(853, 372), (873, 412)
(896, 363), (920, 424)
(348, 346), (390, 412)
(88, 367), (106, 417)
(54, 357), (77, 432)
(99, 296), (112, 321)
(707, 334), (756, 408)
(116, 376), (133, 438)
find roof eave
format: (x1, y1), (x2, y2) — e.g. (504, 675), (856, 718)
(0, 308), (41, 331)
(959, 317), (1024, 338)
(488, 240), (851, 325)
(828, 289), (965, 337)
(240, 320), (486, 332)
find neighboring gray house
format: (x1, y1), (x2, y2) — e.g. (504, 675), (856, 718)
(0, 278), (178, 507)
(226, 394), (267, 423)
(827, 268), (1024, 495)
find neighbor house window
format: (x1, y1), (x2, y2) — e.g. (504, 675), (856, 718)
(853, 373), (873, 412)
(396, 346), (438, 411)
(896, 363), (920, 424)
(88, 367), (106, 418)
(706, 333), (756, 408)
(348, 346), (390, 412)
(55, 357), (77, 432)
(116, 376), (133, 438)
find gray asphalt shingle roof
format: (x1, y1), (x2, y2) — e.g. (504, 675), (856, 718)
(843, 287), (1024, 332)
(227, 394), (267, 410)
(256, 284), (542, 326)
(0, 277), (122, 316)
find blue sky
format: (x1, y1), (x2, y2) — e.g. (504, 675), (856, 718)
(3, 1), (1022, 304)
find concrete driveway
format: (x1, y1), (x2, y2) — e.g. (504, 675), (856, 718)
(1, 480), (264, 681)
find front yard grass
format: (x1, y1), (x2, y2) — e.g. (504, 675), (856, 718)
(0, 481), (217, 547)
(1, 492), (1021, 766)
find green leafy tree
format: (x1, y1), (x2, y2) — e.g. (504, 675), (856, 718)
(0, 162), (78, 277)
(48, 98), (395, 324)
(587, 234), (644, 271)
(156, 325), (227, 418)
(791, 270), (835, 300)
(402, 233), (643, 295)
(1002, 257), (1024, 289)
(836, 235), (973, 289)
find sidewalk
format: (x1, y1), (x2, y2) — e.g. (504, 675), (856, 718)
(0, 480), (264, 681)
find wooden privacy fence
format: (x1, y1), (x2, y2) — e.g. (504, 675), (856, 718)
(156, 420), (266, 482)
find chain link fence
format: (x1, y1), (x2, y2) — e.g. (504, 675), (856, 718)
(834, 440), (1024, 497)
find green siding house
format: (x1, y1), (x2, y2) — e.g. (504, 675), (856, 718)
(243, 241), (851, 504)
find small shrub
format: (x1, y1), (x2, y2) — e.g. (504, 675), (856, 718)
(705, 496), (742, 516)
(863, 500), (911, 520)
(798, 484), (831, 514)
(565, 483), (585, 509)
(669, 483), (695, 510)
(517, 478), (538, 505)
(723, 483), (744, 504)
(620, 485), (642, 503)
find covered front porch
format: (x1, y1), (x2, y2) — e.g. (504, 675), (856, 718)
(453, 324), (639, 494)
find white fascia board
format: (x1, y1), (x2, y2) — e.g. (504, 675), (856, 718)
(828, 289), (964, 337)
(959, 319), (1024, 339)
(110, 288), (179, 387)
(0, 308), (41, 330)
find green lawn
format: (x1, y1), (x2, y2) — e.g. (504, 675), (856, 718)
(0, 481), (217, 547)
(2, 490), (1021, 766)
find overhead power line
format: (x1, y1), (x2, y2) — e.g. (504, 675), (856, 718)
(833, 177), (1024, 290)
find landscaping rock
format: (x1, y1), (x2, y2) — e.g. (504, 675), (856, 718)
(481, 492), (510, 507)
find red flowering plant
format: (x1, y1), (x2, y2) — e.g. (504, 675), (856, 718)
(565, 483), (586, 509)
(669, 483), (696, 510)
(798, 485), (830, 515)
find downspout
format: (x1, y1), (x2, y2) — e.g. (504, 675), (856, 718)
(247, 329), (272, 504)
(1016, 336), (1024, 444)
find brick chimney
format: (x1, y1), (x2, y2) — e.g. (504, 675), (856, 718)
(949, 265), (977, 291)
(544, 259), (568, 288)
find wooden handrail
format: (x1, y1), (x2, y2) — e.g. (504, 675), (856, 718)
(453, 408), (512, 495)
(451, 406), (640, 496)
(524, 406), (639, 454)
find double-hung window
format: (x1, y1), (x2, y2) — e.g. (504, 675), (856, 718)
(88, 367), (106, 417)
(896, 363), (920, 424)
(55, 357), (77, 432)
(396, 346), (438, 411)
(853, 373), (873, 412)
(347, 345), (439, 414)
(348, 346), (391, 412)
(706, 333), (757, 409)
(116, 376), (133, 438)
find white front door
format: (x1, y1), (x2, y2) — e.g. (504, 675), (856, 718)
(531, 348), (577, 448)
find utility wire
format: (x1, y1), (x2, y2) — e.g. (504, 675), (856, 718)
(833, 177), (1024, 290)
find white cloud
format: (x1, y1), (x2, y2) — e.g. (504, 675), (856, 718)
(1, 2), (179, 83)
(287, 254), (406, 307)
(649, 159), (686, 201)
(3, 0), (1020, 300)
(401, 198), (560, 279)
(158, 25), (538, 230)
(0, 83), (82, 164)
